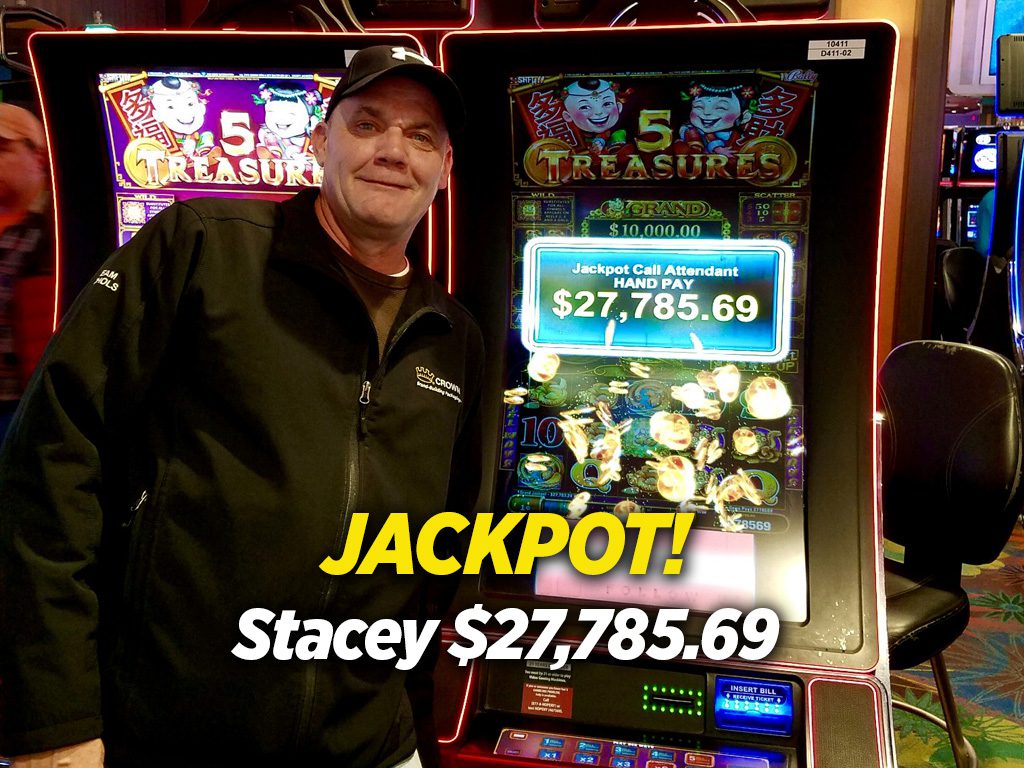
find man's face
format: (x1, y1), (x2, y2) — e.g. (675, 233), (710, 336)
(151, 89), (207, 135)
(0, 137), (44, 210)
(562, 90), (621, 133)
(690, 93), (743, 133)
(311, 76), (453, 244)
(265, 100), (309, 139)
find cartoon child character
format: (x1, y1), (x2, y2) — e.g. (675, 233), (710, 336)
(252, 81), (324, 161)
(680, 80), (758, 157)
(561, 78), (628, 153)
(143, 76), (215, 158)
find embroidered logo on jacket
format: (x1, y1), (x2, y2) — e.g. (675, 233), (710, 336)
(94, 269), (120, 292)
(415, 366), (462, 404)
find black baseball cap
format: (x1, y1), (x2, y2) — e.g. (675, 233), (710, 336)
(324, 45), (465, 135)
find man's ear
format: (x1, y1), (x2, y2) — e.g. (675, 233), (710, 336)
(310, 121), (327, 166)
(436, 140), (454, 191)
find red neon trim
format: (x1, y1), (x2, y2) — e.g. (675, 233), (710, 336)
(437, 658), (476, 744)
(28, 31), (60, 330)
(957, 180), (996, 188)
(441, 17), (899, 43)
(806, 677), (886, 767)
(30, 29), (424, 41)
(446, 178), (455, 294)
(872, 20), (901, 674)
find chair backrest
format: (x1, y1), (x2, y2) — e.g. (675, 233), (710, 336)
(879, 340), (1023, 570)
(939, 245), (986, 342)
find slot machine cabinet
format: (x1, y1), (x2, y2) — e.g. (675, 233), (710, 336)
(27, 30), (426, 320)
(954, 126), (999, 247)
(437, 20), (897, 768)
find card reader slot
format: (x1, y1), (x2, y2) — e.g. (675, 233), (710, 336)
(651, 694), (695, 708)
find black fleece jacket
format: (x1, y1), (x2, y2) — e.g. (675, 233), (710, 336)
(0, 188), (484, 766)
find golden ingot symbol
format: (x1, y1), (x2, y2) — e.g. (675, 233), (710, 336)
(523, 138), (574, 186)
(613, 499), (642, 520)
(628, 361), (652, 379)
(645, 455), (696, 503)
(712, 364), (742, 403)
(742, 135), (799, 187)
(672, 382), (709, 410)
(558, 420), (590, 463)
(733, 427), (760, 456)
(123, 137), (170, 189)
(567, 491), (591, 519)
(649, 411), (692, 450)
(655, 460), (697, 503)
(590, 431), (621, 463)
(696, 370), (717, 392)
(528, 352), (561, 383)
(745, 376), (792, 419)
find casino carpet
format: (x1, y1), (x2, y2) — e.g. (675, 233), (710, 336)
(887, 522), (1024, 767)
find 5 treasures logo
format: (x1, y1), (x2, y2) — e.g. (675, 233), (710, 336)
(511, 69), (817, 188)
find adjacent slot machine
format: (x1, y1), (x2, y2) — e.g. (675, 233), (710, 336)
(955, 126), (999, 247)
(28, 31), (423, 319)
(436, 20), (898, 768)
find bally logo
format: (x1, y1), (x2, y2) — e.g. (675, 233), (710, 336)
(415, 366), (462, 403)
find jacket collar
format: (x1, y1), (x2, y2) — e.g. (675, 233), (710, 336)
(270, 188), (453, 326)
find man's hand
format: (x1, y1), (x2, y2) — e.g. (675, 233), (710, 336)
(12, 739), (103, 767)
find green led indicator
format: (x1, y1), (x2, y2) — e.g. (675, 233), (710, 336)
(670, 688), (677, 694)
(670, 707), (676, 713)
(688, 709), (694, 715)
(688, 689), (694, 696)
(661, 686), (667, 693)
(660, 706), (666, 713)
(643, 704), (649, 711)
(644, 685), (649, 691)
(697, 691), (703, 697)
(643, 695), (648, 701)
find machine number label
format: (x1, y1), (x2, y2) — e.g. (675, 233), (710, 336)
(807, 39), (866, 60)
(447, 606), (780, 669)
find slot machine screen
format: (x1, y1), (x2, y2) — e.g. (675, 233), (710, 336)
(29, 31), (417, 314)
(959, 127), (1000, 185)
(497, 67), (813, 623)
(98, 70), (340, 245)
(445, 23), (895, 665)
(965, 202), (981, 241)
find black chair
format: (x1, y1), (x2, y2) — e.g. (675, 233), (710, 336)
(879, 340), (1024, 768)
(937, 244), (986, 343)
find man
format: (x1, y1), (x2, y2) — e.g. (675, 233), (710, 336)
(0, 104), (53, 443)
(0, 46), (482, 768)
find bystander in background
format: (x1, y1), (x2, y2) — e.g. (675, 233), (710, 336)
(0, 103), (54, 443)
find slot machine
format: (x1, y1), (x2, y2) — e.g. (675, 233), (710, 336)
(435, 19), (897, 768)
(27, 31), (426, 319)
(955, 126), (999, 247)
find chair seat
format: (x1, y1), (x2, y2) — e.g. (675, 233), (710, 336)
(886, 560), (970, 670)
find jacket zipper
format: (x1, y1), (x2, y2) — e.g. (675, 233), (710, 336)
(123, 490), (148, 528)
(295, 307), (441, 746)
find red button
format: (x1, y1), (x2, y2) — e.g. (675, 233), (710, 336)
(685, 754), (715, 767)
